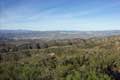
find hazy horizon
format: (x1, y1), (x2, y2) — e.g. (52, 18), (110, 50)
(0, 29), (120, 32)
(1, 0), (120, 31)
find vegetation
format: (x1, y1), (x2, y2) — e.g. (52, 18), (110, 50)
(0, 36), (120, 80)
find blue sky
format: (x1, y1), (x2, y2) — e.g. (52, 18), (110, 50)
(0, 0), (120, 31)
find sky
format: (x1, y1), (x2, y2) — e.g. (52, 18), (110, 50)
(0, 0), (120, 31)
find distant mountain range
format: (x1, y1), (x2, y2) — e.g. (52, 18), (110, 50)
(0, 30), (120, 40)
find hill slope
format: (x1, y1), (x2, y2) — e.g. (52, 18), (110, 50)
(0, 36), (120, 80)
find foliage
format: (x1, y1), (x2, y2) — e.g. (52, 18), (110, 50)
(0, 36), (120, 80)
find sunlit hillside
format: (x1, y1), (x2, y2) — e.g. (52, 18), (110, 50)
(0, 36), (120, 80)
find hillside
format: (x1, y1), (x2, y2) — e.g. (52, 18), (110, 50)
(0, 36), (120, 80)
